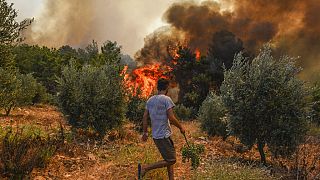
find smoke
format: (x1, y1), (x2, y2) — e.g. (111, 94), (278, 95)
(136, 0), (320, 80)
(22, 0), (174, 56)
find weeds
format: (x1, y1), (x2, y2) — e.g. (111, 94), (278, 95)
(0, 125), (64, 179)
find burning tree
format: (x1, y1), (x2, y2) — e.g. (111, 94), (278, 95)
(220, 45), (309, 164)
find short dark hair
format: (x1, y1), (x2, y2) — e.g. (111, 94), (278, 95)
(157, 78), (169, 91)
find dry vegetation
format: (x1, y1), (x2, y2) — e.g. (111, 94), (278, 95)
(0, 106), (319, 179)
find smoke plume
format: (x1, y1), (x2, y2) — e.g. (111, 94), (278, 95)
(136, 0), (320, 80)
(22, 0), (174, 56)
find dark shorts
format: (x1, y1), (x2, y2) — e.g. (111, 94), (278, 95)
(153, 137), (176, 162)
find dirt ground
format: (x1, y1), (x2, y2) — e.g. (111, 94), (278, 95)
(1, 106), (319, 179)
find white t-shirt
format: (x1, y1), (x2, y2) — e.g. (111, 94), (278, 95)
(146, 94), (175, 139)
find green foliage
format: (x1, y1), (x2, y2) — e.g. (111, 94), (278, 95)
(172, 47), (214, 110)
(16, 73), (37, 106)
(14, 44), (62, 94)
(0, 126), (62, 179)
(0, 44), (15, 69)
(0, 68), (40, 115)
(0, 0), (31, 45)
(126, 90), (147, 131)
(198, 92), (228, 138)
(310, 83), (320, 125)
(220, 45), (309, 163)
(181, 143), (205, 169)
(57, 61), (127, 138)
(174, 104), (195, 121)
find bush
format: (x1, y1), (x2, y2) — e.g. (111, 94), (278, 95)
(220, 45), (309, 164)
(126, 90), (147, 131)
(310, 83), (320, 125)
(174, 104), (195, 121)
(0, 126), (63, 179)
(0, 68), (39, 115)
(57, 62), (126, 138)
(198, 92), (228, 139)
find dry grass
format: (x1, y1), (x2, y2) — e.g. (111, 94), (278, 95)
(5, 106), (318, 179)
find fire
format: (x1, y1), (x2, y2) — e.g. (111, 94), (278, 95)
(123, 46), (201, 98)
(123, 64), (172, 97)
(195, 49), (201, 61)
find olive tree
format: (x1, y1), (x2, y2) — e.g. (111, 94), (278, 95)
(57, 61), (127, 138)
(220, 45), (309, 164)
(0, 68), (38, 115)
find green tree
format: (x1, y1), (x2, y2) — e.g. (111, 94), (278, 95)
(171, 46), (213, 110)
(57, 61), (127, 138)
(13, 44), (61, 94)
(0, 68), (38, 115)
(0, 0), (31, 69)
(311, 82), (320, 125)
(220, 45), (309, 164)
(198, 92), (228, 139)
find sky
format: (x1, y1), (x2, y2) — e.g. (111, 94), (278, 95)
(7, 0), (180, 56)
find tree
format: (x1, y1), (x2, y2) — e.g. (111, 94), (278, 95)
(57, 60), (127, 138)
(0, 0), (31, 69)
(171, 46), (214, 110)
(220, 45), (309, 164)
(198, 92), (228, 139)
(0, 0), (31, 45)
(0, 68), (38, 115)
(207, 30), (245, 88)
(13, 44), (61, 94)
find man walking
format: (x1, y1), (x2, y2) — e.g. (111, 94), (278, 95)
(138, 78), (185, 180)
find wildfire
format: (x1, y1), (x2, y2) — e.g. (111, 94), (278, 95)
(123, 46), (201, 98)
(123, 64), (172, 97)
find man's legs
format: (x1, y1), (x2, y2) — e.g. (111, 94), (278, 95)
(141, 160), (175, 179)
(167, 164), (174, 180)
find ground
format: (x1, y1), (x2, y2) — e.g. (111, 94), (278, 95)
(0, 105), (319, 179)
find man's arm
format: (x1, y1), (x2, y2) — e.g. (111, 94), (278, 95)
(167, 108), (185, 134)
(142, 109), (149, 141)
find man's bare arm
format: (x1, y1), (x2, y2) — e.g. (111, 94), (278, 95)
(167, 108), (185, 134)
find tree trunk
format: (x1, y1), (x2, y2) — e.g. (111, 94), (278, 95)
(257, 140), (267, 165)
(5, 103), (13, 116)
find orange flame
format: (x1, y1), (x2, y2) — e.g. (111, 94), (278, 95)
(123, 46), (201, 98)
(123, 64), (172, 97)
(195, 49), (201, 61)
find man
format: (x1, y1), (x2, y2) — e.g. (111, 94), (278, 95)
(138, 78), (185, 180)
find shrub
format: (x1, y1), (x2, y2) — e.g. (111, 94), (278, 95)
(126, 90), (147, 131)
(57, 62), (126, 138)
(310, 83), (320, 125)
(0, 126), (63, 179)
(174, 104), (195, 121)
(220, 45), (309, 164)
(0, 68), (38, 115)
(198, 92), (228, 139)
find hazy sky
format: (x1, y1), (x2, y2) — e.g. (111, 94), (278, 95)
(7, 0), (182, 56)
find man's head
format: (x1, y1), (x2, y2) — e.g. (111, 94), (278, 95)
(157, 78), (169, 92)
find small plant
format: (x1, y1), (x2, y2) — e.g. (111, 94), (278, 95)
(181, 143), (205, 169)
(181, 134), (205, 169)
(0, 125), (63, 179)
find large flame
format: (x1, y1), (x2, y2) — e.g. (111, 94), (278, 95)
(123, 64), (172, 97)
(123, 48), (200, 97)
